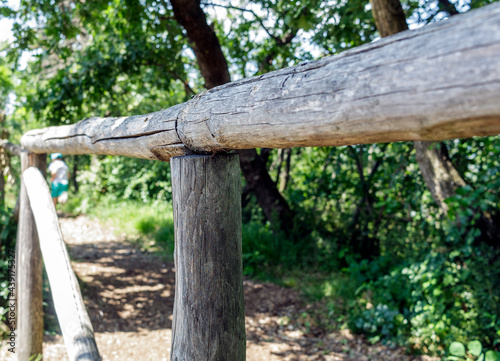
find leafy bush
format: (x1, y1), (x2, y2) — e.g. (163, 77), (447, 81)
(85, 198), (176, 259)
(344, 240), (500, 355)
(447, 340), (500, 361)
(353, 304), (402, 344)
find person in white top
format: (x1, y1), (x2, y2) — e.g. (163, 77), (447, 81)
(48, 153), (70, 206)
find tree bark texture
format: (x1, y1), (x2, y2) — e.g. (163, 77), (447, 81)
(169, 0), (230, 89)
(16, 151), (46, 361)
(23, 167), (101, 361)
(170, 154), (246, 361)
(369, 0), (408, 36)
(414, 141), (466, 210)
(238, 149), (295, 230)
(21, 2), (500, 159)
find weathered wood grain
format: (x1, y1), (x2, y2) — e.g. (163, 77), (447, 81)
(21, 3), (500, 159)
(0, 140), (22, 156)
(23, 167), (101, 361)
(16, 152), (45, 361)
(21, 105), (192, 161)
(170, 154), (246, 361)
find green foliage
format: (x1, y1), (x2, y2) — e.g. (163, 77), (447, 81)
(28, 354), (43, 361)
(1, 0), (499, 355)
(241, 222), (306, 277)
(485, 350), (500, 361)
(86, 198), (175, 259)
(449, 342), (467, 358)
(353, 304), (401, 344)
(447, 340), (500, 361)
(7, 0), (189, 125)
(342, 240), (500, 354)
(0, 54), (13, 108)
(75, 155), (172, 208)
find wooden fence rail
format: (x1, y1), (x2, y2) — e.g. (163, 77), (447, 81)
(11, 2), (500, 361)
(0, 140), (21, 157)
(20, 2), (500, 161)
(22, 167), (101, 361)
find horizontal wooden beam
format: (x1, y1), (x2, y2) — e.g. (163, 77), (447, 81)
(21, 3), (500, 160)
(23, 167), (101, 361)
(0, 140), (22, 156)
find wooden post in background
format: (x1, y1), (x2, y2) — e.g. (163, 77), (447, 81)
(170, 153), (246, 361)
(16, 151), (46, 361)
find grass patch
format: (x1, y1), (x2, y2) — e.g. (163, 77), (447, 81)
(65, 197), (359, 335)
(75, 197), (176, 260)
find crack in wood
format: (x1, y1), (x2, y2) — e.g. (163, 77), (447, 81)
(92, 129), (176, 144)
(17, 3), (500, 161)
(43, 133), (93, 141)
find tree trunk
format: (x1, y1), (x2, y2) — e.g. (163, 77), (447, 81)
(279, 149), (292, 192)
(169, 0), (230, 89)
(414, 141), (466, 211)
(238, 149), (295, 231)
(169, 0), (296, 233)
(369, 0), (408, 36)
(72, 155), (79, 192)
(347, 146), (387, 259)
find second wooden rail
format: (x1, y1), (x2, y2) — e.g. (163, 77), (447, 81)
(22, 167), (101, 361)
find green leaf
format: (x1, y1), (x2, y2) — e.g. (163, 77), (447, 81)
(485, 351), (500, 361)
(450, 342), (466, 357)
(468, 341), (483, 357)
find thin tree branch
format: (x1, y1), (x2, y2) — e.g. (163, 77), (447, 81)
(144, 59), (196, 96)
(201, 2), (279, 42)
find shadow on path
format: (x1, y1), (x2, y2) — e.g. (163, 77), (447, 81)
(31, 215), (438, 361)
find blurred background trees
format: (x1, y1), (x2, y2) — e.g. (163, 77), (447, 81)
(0, 0), (499, 356)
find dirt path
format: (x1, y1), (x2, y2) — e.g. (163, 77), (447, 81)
(2, 216), (436, 360)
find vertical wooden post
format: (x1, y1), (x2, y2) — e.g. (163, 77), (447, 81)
(16, 151), (46, 361)
(170, 154), (246, 361)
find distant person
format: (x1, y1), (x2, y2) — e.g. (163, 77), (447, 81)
(48, 153), (70, 206)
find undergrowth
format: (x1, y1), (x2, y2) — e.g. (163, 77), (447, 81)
(61, 195), (500, 359)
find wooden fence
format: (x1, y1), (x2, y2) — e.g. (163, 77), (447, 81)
(23, 167), (100, 361)
(7, 3), (500, 361)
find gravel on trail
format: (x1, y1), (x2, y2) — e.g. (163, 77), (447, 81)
(1, 216), (437, 361)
